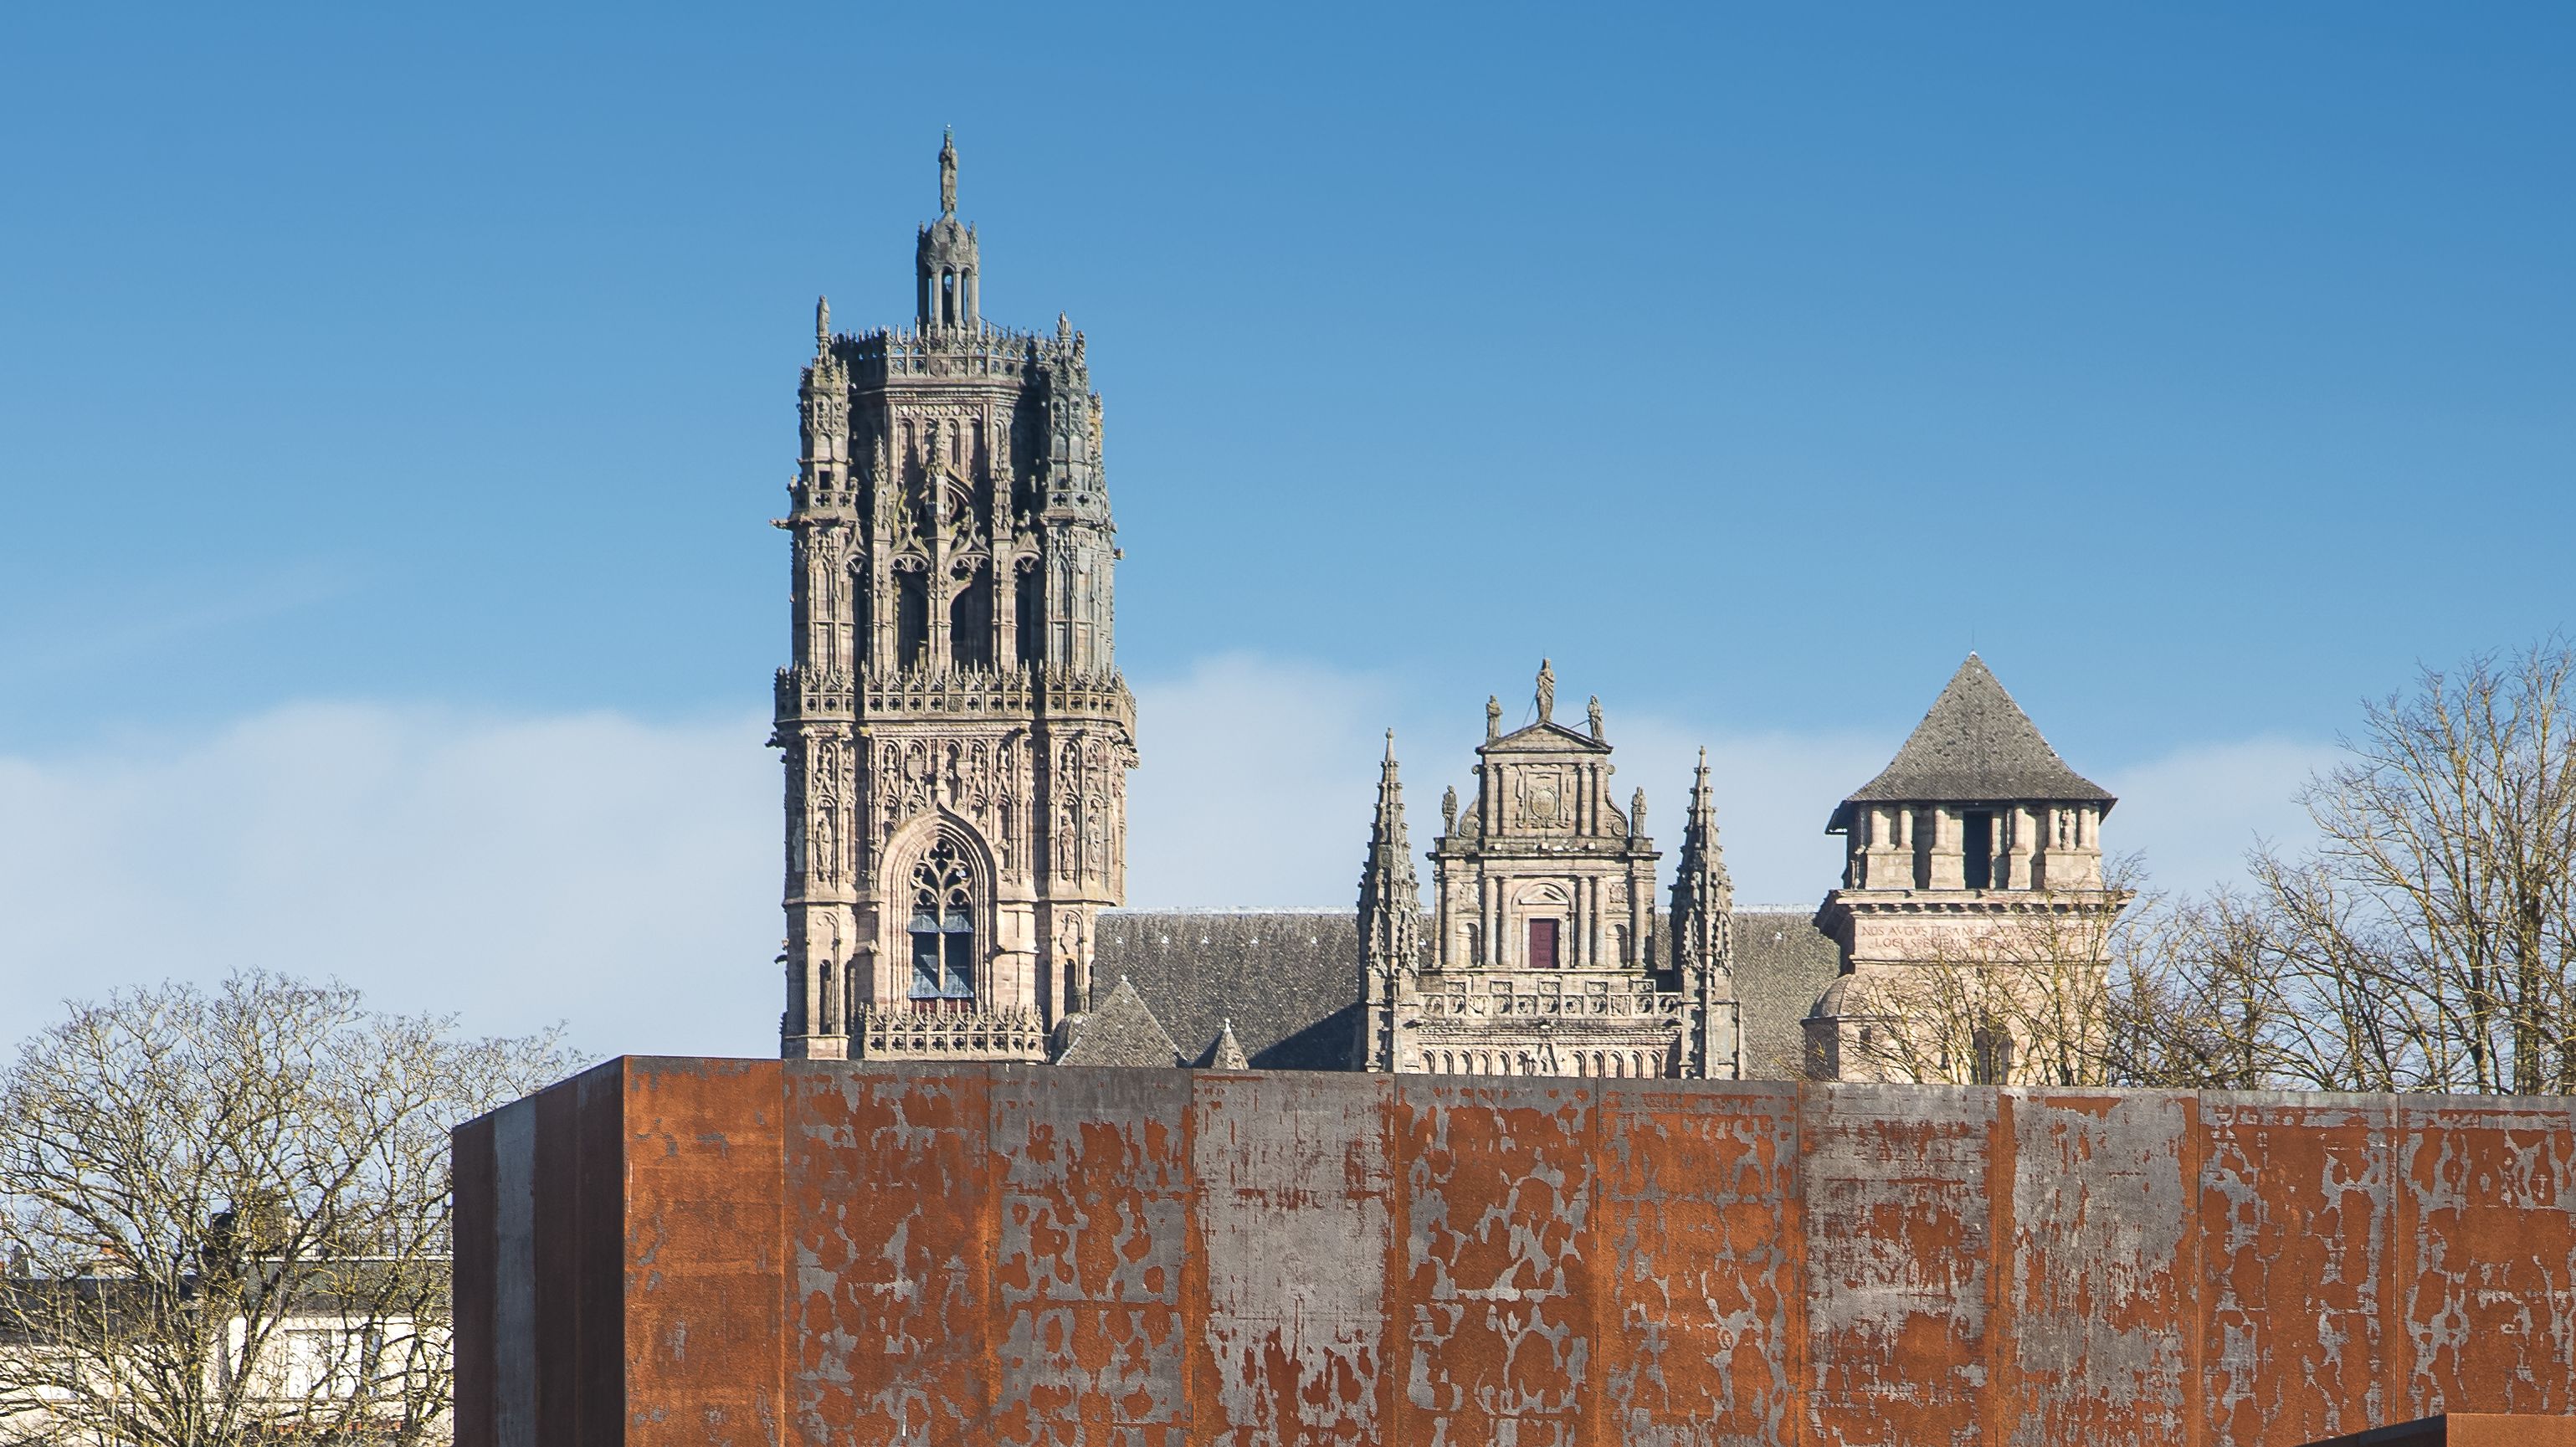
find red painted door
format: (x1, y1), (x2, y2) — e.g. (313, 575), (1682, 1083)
(1527, 918), (1559, 969)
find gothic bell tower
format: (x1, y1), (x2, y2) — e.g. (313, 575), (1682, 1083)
(772, 132), (1136, 1062)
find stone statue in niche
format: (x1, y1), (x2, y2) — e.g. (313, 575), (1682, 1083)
(814, 801), (840, 884)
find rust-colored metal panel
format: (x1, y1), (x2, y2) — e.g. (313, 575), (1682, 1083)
(1391, 1077), (1597, 1447)
(1801, 1083), (1998, 1447)
(989, 1066), (1192, 1446)
(2007, 1090), (2198, 1447)
(452, 1112), (498, 1447)
(2397, 1099), (2576, 1420)
(2298, 1410), (2576, 1446)
(451, 1062), (2576, 1447)
(623, 1057), (787, 1447)
(2199, 1094), (2394, 1447)
(1593, 1080), (1802, 1447)
(2442, 1412), (2576, 1446)
(785, 1063), (998, 1447)
(1186, 1070), (1394, 1447)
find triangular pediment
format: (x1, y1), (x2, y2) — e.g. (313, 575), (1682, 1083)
(1482, 719), (1610, 755)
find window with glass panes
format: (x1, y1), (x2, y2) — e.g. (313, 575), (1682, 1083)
(908, 839), (977, 1002)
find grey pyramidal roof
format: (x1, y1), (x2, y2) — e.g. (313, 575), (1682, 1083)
(1196, 1019), (1250, 1070)
(1055, 976), (1183, 1069)
(1830, 654), (2113, 831)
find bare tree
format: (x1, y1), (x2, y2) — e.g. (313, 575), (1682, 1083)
(0, 972), (567, 1447)
(2103, 887), (2299, 1090)
(2271, 640), (2576, 1092)
(2109, 639), (2576, 1093)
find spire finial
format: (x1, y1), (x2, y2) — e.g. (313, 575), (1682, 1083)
(1383, 728), (1396, 762)
(938, 128), (957, 218)
(814, 295), (830, 349)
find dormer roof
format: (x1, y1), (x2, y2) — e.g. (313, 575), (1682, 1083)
(1055, 977), (1182, 1068)
(1828, 654), (2114, 833)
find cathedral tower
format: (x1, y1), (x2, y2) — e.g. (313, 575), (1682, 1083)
(774, 134), (1136, 1062)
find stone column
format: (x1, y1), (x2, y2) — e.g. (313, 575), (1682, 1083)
(1927, 806), (1965, 889)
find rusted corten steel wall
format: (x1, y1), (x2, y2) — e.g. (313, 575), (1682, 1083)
(452, 1059), (2576, 1447)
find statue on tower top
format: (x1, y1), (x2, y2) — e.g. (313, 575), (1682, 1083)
(939, 128), (957, 217)
(1536, 659), (1556, 724)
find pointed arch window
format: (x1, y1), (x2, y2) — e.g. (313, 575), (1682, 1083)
(908, 840), (978, 1003)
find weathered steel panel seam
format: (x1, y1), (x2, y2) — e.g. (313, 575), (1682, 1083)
(1988, 1088), (2016, 1447)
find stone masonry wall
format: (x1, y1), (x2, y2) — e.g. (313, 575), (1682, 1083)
(452, 1058), (2576, 1447)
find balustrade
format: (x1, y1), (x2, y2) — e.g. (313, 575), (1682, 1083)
(854, 1004), (1045, 1060)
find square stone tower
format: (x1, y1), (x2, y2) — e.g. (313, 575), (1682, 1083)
(1807, 654), (2127, 1083)
(774, 134), (1135, 1062)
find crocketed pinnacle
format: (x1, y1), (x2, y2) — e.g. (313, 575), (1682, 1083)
(1669, 746), (1734, 972)
(1357, 731), (1422, 984)
(1684, 747), (1732, 896)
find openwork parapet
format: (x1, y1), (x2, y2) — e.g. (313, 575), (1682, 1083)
(854, 1005), (1046, 1061)
(839, 323), (1070, 382)
(774, 664), (1133, 722)
(1414, 975), (1685, 1021)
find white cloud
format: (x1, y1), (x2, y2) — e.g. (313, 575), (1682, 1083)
(1126, 654), (1885, 911)
(2101, 737), (2336, 896)
(0, 663), (2342, 1065)
(0, 703), (778, 1062)
(1125, 654), (1397, 908)
(1129, 655), (2341, 911)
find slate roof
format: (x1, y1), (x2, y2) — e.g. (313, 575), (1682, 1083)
(1197, 1019), (1250, 1070)
(1730, 910), (1843, 1082)
(1055, 975), (1183, 1068)
(1096, 906), (1842, 1082)
(1096, 911), (1362, 1071)
(1831, 654), (2114, 831)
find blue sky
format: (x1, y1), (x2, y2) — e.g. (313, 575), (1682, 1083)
(2, 7), (2568, 1054)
